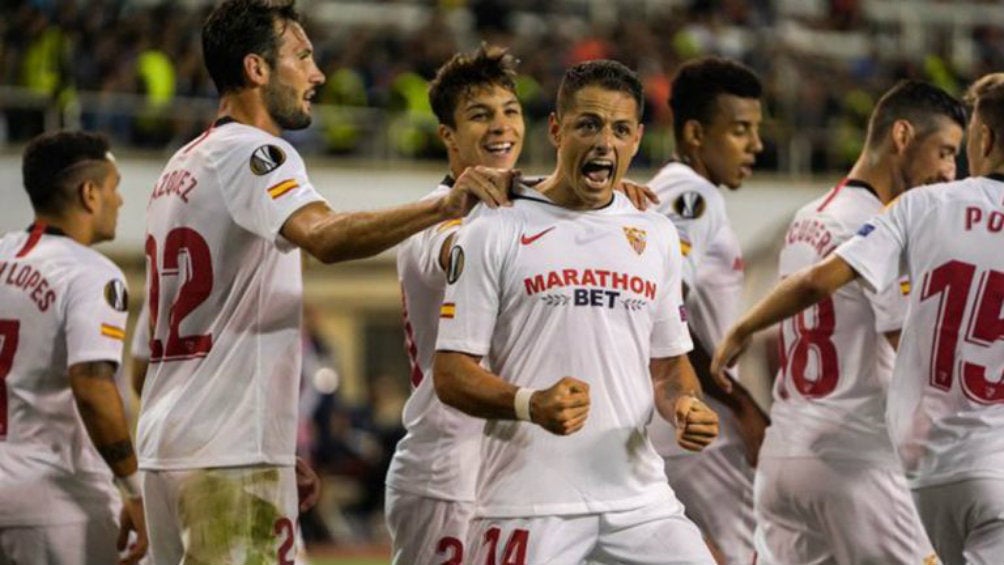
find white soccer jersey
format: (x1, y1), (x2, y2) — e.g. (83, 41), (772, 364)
(837, 174), (1004, 487)
(386, 179), (481, 502)
(0, 227), (127, 526)
(436, 186), (693, 518)
(762, 181), (906, 467)
(137, 120), (326, 469)
(644, 162), (744, 457)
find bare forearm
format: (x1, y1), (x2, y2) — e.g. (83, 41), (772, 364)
(70, 362), (137, 477)
(433, 352), (519, 420)
(651, 356), (702, 423)
(287, 199), (451, 264)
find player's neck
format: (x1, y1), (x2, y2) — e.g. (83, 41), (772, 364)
(217, 93), (281, 137)
(846, 154), (897, 205)
(32, 213), (92, 246)
(675, 153), (710, 182)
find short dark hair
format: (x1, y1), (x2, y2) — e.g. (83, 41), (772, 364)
(202, 0), (301, 95)
(668, 56), (762, 141)
(556, 59), (644, 121)
(973, 82), (1004, 147)
(429, 44), (519, 128)
(866, 80), (966, 146)
(22, 131), (112, 214)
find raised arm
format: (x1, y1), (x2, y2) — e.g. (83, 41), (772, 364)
(712, 253), (858, 379)
(281, 167), (514, 264)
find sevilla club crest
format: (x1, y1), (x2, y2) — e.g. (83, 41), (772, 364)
(623, 226), (647, 255)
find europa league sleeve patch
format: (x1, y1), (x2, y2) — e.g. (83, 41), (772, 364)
(103, 279), (129, 312)
(446, 245), (465, 284)
(249, 144), (287, 175)
(673, 191), (706, 219)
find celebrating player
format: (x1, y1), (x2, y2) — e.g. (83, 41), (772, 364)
(0, 131), (146, 565)
(712, 78), (1004, 565)
(433, 59), (720, 565)
(754, 80), (964, 565)
(135, 1), (512, 563)
(385, 44), (525, 565)
(643, 56), (767, 564)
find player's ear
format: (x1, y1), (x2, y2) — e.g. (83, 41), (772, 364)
(548, 112), (561, 148)
(438, 124), (457, 153)
(981, 122), (996, 159)
(891, 119), (914, 155)
(681, 119), (703, 149)
(244, 53), (269, 87)
(77, 179), (99, 215)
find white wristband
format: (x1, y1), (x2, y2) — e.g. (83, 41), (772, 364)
(114, 472), (142, 500)
(514, 388), (536, 422)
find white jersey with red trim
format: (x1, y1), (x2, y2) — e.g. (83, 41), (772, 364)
(386, 180), (481, 502)
(837, 175), (1004, 487)
(137, 120), (326, 470)
(436, 187), (692, 518)
(0, 229), (127, 526)
(763, 181), (906, 468)
(644, 162), (744, 456)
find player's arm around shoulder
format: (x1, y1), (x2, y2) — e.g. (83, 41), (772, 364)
(281, 166), (517, 264)
(650, 355), (719, 451)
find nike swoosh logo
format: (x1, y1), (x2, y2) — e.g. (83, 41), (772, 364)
(520, 226), (556, 245)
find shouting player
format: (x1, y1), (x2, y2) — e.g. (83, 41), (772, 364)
(644, 56), (767, 564)
(136, 1), (511, 563)
(755, 80), (964, 565)
(434, 59), (720, 565)
(0, 131), (146, 564)
(712, 77), (1004, 565)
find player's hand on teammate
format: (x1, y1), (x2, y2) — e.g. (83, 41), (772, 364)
(674, 394), (719, 452)
(443, 166), (517, 217)
(530, 377), (591, 435)
(711, 327), (750, 387)
(616, 179), (659, 211)
(117, 496), (148, 565)
(295, 456), (322, 512)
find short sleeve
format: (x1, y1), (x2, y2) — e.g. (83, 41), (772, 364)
(435, 212), (509, 356)
(650, 222), (695, 358)
(864, 275), (908, 334)
(836, 196), (910, 294)
(657, 188), (724, 288)
(217, 138), (326, 246)
(65, 263), (129, 368)
(400, 218), (463, 288)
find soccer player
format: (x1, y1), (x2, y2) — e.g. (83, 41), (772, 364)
(0, 131), (146, 564)
(753, 80), (964, 565)
(712, 78), (1004, 565)
(434, 59), (720, 565)
(385, 45), (525, 565)
(136, 1), (511, 563)
(643, 56), (767, 564)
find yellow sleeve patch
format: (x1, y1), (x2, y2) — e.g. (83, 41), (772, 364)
(100, 323), (126, 341)
(267, 179), (299, 199)
(440, 302), (456, 319)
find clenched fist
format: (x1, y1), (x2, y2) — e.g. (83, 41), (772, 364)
(674, 395), (719, 451)
(529, 377), (590, 435)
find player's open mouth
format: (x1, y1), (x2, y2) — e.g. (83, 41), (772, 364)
(582, 159), (614, 188)
(484, 142), (516, 155)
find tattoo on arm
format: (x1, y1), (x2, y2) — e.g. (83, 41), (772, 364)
(97, 440), (135, 464)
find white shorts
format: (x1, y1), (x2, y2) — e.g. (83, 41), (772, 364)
(754, 457), (934, 565)
(385, 486), (474, 565)
(0, 518), (119, 565)
(912, 478), (1004, 565)
(142, 465), (299, 565)
(663, 442), (755, 565)
(467, 497), (715, 565)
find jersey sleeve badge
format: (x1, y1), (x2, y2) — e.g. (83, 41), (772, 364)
(249, 144), (287, 175)
(673, 191), (706, 219)
(446, 246), (465, 284)
(266, 179), (299, 199)
(623, 226), (647, 255)
(103, 279), (129, 312)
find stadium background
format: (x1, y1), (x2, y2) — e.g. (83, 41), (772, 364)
(1, 0), (1001, 562)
